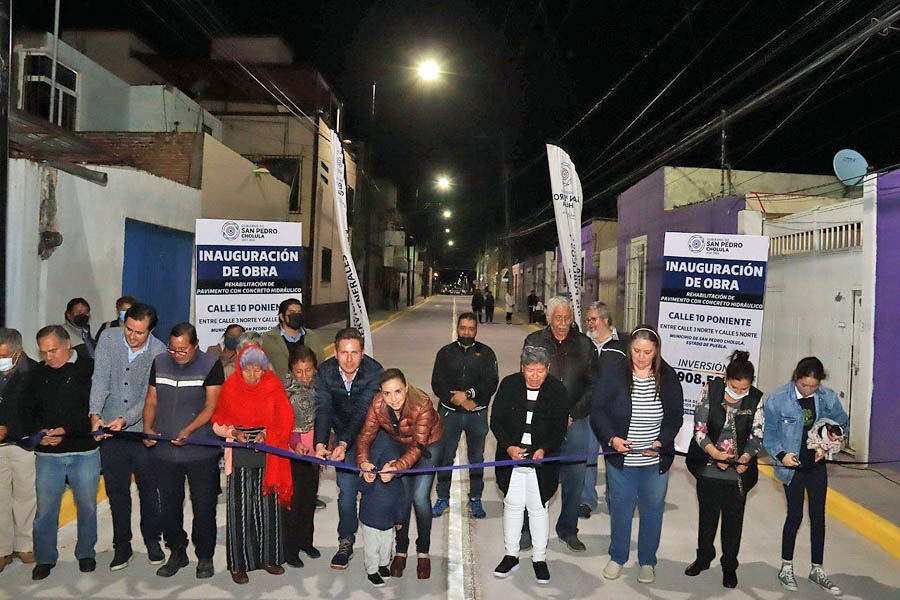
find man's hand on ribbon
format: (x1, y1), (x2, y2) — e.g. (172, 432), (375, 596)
(172, 427), (191, 446)
(330, 443), (347, 463)
(39, 427), (65, 446)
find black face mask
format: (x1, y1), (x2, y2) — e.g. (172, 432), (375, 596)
(457, 335), (475, 347)
(286, 313), (304, 330)
(71, 314), (90, 328)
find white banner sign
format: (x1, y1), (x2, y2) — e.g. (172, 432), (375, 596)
(657, 232), (770, 452)
(330, 130), (374, 354)
(546, 144), (584, 326)
(195, 218), (303, 350)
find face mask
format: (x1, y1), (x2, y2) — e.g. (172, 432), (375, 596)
(0, 356), (15, 372)
(287, 313), (304, 330)
(726, 386), (750, 401)
(119, 310), (127, 322)
(72, 314), (89, 328)
(457, 335), (475, 347)
(223, 336), (239, 350)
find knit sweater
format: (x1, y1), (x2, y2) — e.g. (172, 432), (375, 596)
(27, 351), (97, 454)
(89, 329), (166, 431)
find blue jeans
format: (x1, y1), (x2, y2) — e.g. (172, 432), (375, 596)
(336, 444), (363, 544)
(606, 464), (669, 566)
(581, 424), (601, 509)
(435, 409), (488, 501)
(555, 417), (591, 539)
(397, 440), (442, 554)
(34, 450), (101, 565)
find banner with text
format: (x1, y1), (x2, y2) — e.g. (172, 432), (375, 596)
(547, 144), (584, 327)
(195, 219), (303, 350)
(330, 130), (373, 354)
(657, 232), (769, 452)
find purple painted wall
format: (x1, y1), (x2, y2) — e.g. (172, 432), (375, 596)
(616, 167), (745, 327)
(870, 170), (900, 462)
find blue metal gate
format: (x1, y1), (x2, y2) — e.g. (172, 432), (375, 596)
(122, 219), (194, 340)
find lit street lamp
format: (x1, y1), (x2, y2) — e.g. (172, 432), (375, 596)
(447, 240), (455, 246)
(444, 227), (450, 233)
(418, 60), (440, 81)
(437, 176), (451, 190)
(442, 209), (452, 219)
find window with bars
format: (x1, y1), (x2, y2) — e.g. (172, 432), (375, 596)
(625, 235), (648, 332)
(22, 54), (78, 130)
(769, 222), (862, 257)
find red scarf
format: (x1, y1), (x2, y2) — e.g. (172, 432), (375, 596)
(212, 347), (294, 508)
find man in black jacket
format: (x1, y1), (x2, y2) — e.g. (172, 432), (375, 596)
(522, 296), (599, 553)
(431, 312), (498, 519)
(0, 328), (38, 570)
(313, 328), (384, 569)
(26, 325), (100, 580)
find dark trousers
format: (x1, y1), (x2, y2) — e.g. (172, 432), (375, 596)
(284, 460), (319, 555)
(695, 477), (746, 571)
(100, 438), (162, 552)
(157, 456), (220, 560)
(528, 306), (536, 323)
(485, 307), (494, 322)
(782, 463), (827, 564)
(435, 409), (488, 501)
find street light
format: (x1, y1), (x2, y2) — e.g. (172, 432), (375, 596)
(447, 240), (455, 246)
(444, 228), (450, 233)
(437, 176), (451, 190)
(442, 210), (452, 219)
(418, 60), (440, 81)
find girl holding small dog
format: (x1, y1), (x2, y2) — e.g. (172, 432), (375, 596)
(763, 356), (848, 595)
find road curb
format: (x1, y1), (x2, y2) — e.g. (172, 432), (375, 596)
(758, 464), (900, 562)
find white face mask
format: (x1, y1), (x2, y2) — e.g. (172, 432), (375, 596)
(0, 355), (16, 372)
(726, 386), (749, 401)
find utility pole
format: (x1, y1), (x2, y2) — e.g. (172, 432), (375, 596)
(0, 0), (10, 325)
(500, 131), (511, 296)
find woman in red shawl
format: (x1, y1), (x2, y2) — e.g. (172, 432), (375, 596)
(212, 345), (294, 584)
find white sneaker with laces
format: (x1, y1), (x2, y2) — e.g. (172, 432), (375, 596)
(809, 566), (841, 595)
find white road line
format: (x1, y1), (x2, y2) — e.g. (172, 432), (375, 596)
(447, 296), (468, 600)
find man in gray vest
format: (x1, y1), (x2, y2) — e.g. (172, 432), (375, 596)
(90, 303), (167, 571)
(142, 323), (224, 579)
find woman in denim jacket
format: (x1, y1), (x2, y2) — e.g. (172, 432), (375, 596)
(763, 357), (847, 596)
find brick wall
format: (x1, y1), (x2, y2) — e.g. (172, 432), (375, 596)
(77, 132), (203, 188)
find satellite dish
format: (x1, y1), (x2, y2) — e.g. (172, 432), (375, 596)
(833, 149), (869, 187)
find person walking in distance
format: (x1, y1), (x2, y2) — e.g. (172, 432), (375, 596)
(313, 328), (384, 569)
(504, 288), (515, 325)
(471, 288), (485, 323)
(484, 290), (495, 323)
(431, 313), (499, 520)
(89, 303), (167, 571)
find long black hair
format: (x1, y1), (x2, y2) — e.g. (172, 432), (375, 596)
(725, 350), (755, 382)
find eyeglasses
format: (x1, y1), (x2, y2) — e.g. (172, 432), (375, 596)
(167, 346), (192, 356)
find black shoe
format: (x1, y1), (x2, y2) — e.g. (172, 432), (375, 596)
(330, 539), (353, 569)
(533, 560), (550, 584)
(315, 497), (326, 509)
(723, 569), (738, 588)
(493, 555), (520, 578)
(110, 547), (132, 572)
(285, 554), (305, 568)
(147, 542), (165, 566)
(299, 545), (321, 559)
(196, 558), (214, 579)
(32, 564), (53, 580)
(78, 558), (96, 573)
(519, 532), (532, 552)
(156, 548), (189, 577)
(367, 572), (386, 587)
(684, 560), (711, 576)
(561, 535), (586, 552)
(578, 504), (592, 519)
(378, 565), (391, 579)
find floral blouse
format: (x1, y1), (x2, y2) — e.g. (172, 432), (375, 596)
(285, 375), (315, 433)
(693, 383), (765, 460)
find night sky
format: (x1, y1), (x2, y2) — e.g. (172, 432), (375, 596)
(18, 0), (900, 269)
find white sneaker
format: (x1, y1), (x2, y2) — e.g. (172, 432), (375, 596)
(602, 560), (622, 580)
(809, 566), (841, 595)
(779, 563), (799, 592)
(638, 565), (655, 584)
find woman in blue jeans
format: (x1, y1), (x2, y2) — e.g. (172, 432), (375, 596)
(356, 368), (443, 580)
(590, 326), (683, 585)
(763, 356), (847, 595)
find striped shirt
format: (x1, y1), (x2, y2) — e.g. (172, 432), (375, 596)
(625, 375), (663, 467)
(519, 388), (540, 448)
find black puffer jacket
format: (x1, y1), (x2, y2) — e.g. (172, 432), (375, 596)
(523, 327), (599, 420)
